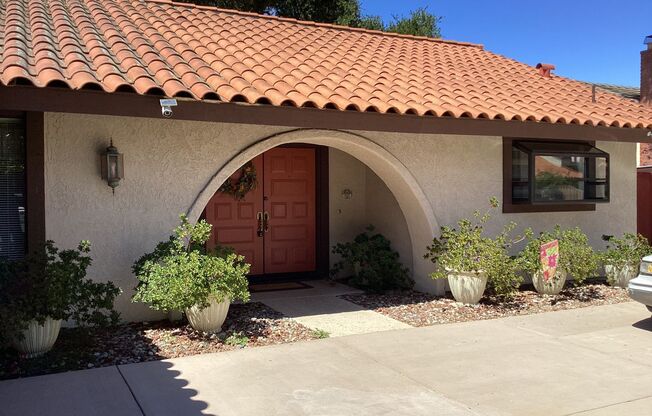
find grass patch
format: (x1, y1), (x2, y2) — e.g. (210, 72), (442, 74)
(311, 329), (330, 339)
(224, 332), (249, 347)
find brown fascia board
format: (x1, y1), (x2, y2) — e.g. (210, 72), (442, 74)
(1, 85), (651, 143)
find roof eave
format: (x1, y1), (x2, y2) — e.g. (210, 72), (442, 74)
(1, 85), (650, 143)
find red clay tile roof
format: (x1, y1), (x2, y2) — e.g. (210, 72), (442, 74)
(2, 0), (652, 129)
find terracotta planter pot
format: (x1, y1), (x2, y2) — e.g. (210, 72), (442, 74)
(605, 264), (638, 288)
(185, 297), (230, 333)
(532, 269), (567, 295)
(447, 271), (488, 304)
(12, 317), (62, 358)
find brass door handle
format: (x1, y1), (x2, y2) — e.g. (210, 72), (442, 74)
(256, 211), (263, 237)
(263, 211), (270, 233)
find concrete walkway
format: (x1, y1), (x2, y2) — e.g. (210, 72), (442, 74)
(252, 280), (411, 336)
(1, 302), (652, 416)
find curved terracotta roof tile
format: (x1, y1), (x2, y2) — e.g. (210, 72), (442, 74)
(2, 0), (652, 129)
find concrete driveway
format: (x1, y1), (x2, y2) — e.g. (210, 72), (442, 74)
(1, 302), (651, 416)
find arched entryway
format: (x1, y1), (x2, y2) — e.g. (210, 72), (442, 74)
(186, 129), (441, 294)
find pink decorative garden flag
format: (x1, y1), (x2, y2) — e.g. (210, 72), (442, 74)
(540, 240), (559, 282)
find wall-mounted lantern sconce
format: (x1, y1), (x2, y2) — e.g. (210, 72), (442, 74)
(101, 140), (124, 192)
(341, 188), (353, 200)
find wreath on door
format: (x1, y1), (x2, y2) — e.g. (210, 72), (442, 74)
(218, 161), (257, 201)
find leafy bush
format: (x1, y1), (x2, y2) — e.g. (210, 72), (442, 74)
(0, 241), (121, 346)
(425, 197), (522, 297)
(224, 332), (249, 347)
(330, 226), (413, 293)
(600, 233), (651, 283)
(132, 215), (250, 311)
(518, 226), (598, 286)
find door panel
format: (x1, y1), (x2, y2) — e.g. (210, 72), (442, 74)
(263, 148), (316, 274)
(205, 155), (264, 275)
(204, 148), (317, 276)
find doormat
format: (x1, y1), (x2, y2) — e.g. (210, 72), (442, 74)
(249, 281), (313, 293)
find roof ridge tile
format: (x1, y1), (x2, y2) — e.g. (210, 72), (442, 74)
(144, 0), (483, 48)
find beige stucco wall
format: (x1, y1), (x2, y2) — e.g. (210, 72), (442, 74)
(328, 149), (413, 275)
(365, 169), (413, 269)
(363, 132), (636, 249)
(328, 149), (366, 264)
(44, 113), (636, 321)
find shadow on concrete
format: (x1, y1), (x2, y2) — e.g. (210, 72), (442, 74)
(0, 324), (211, 416)
(1, 322), (168, 380)
(632, 316), (652, 332)
(120, 360), (212, 416)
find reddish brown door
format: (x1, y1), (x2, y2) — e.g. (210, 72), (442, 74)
(205, 155), (264, 274)
(263, 148), (316, 274)
(205, 148), (316, 276)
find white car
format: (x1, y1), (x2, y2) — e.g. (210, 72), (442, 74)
(628, 254), (652, 314)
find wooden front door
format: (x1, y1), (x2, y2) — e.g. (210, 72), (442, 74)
(205, 155), (264, 274)
(263, 148), (316, 274)
(205, 148), (316, 276)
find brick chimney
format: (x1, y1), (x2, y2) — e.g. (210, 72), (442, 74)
(642, 35), (652, 105)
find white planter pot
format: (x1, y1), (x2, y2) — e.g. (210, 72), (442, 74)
(185, 297), (230, 333)
(12, 317), (62, 358)
(447, 271), (488, 304)
(532, 269), (567, 295)
(605, 264), (637, 288)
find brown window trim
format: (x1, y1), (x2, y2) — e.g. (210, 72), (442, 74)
(502, 137), (599, 213)
(25, 112), (46, 253)
(0, 111), (44, 256)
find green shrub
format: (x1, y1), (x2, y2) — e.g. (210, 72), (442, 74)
(518, 226), (598, 286)
(330, 226), (413, 293)
(132, 215), (251, 311)
(425, 197), (522, 297)
(600, 233), (651, 283)
(224, 332), (249, 347)
(0, 241), (121, 346)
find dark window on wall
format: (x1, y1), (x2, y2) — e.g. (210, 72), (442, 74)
(503, 138), (609, 213)
(0, 118), (26, 260)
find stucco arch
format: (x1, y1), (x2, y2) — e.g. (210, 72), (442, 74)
(187, 129), (442, 294)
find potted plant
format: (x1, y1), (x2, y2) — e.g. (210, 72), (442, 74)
(518, 226), (598, 295)
(600, 233), (651, 288)
(425, 198), (521, 304)
(0, 241), (120, 357)
(330, 226), (413, 293)
(132, 215), (250, 333)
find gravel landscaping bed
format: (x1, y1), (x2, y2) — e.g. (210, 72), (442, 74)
(0, 302), (317, 380)
(341, 283), (632, 327)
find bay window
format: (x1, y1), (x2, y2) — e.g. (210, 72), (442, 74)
(504, 138), (609, 213)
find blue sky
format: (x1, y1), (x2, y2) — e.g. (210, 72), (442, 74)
(360, 0), (651, 87)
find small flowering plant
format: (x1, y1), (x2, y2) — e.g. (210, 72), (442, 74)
(599, 233), (651, 285)
(0, 240), (121, 346)
(132, 215), (250, 312)
(425, 197), (523, 297)
(600, 233), (651, 269)
(518, 226), (598, 286)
